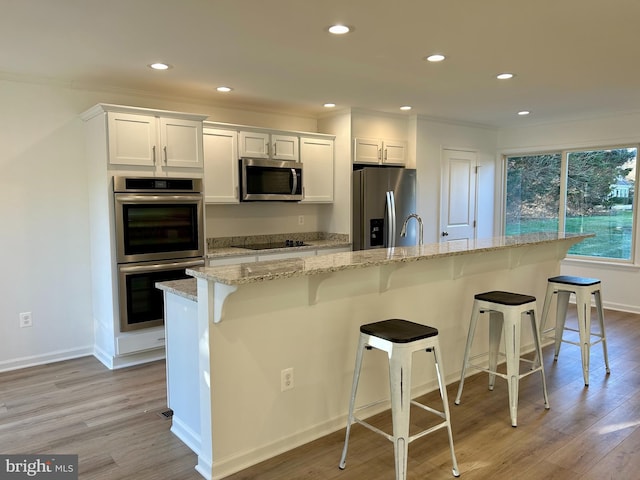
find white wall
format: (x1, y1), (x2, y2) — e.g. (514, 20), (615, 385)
(0, 77), (321, 371)
(498, 113), (640, 313)
(415, 117), (498, 243)
(317, 110), (352, 236)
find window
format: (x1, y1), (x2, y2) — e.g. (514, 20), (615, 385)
(505, 146), (637, 261)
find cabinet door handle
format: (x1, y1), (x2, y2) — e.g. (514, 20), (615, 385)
(235, 186), (238, 199)
(378, 148), (382, 160)
(152, 145), (156, 164)
(274, 143), (277, 156)
(163, 145), (168, 163)
(384, 148), (388, 160)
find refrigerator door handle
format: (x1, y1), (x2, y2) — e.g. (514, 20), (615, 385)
(386, 191), (396, 248)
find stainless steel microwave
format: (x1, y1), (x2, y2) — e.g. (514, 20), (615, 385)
(240, 157), (303, 201)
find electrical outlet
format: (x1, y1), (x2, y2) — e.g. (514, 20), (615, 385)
(281, 368), (294, 391)
(298, 215), (304, 225)
(19, 312), (32, 328)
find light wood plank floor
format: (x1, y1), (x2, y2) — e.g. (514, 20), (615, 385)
(1, 306), (639, 479)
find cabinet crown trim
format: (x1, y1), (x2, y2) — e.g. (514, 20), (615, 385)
(204, 121), (334, 140)
(81, 103), (208, 122)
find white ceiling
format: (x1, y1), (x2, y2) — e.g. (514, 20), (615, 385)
(2, 0), (640, 128)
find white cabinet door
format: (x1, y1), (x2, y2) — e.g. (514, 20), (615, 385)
(239, 131), (269, 158)
(272, 134), (299, 161)
(382, 140), (407, 166)
(354, 137), (407, 165)
(159, 117), (203, 169)
(353, 137), (382, 164)
(107, 112), (203, 173)
(239, 131), (299, 161)
(203, 128), (239, 204)
(107, 112), (157, 167)
(300, 137), (334, 203)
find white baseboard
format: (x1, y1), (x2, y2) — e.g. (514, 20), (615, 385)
(93, 346), (165, 370)
(207, 380), (442, 480)
(171, 416), (201, 456)
(602, 300), (640, 314)
(0, 346), (94, 373)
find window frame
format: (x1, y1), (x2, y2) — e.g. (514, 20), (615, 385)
(502, 143), (639, 264)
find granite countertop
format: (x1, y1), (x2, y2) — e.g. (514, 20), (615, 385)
(156, 278), (197, 302)
(189, 232), (593, 286)
(207, 239), (351, 258)
(206, 232), (350, 259)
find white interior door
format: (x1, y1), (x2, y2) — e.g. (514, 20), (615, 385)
(440, 149), (477, 241)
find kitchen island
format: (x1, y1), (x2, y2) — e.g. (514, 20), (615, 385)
(166, 233), (590, 480)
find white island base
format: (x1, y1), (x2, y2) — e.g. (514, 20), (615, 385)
(165, 234), (589, 480)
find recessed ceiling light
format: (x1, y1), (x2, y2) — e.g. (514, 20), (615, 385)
(400, 105), (412, 111)
(323, 103), (336, 108)
(425, 54), (446, 62)
(216, 86), (233, 92)
(149, 63), (170, 70)
(518, 110), (530, 116)
(497, 73), (514, 80)
(328, 24), (351, 35)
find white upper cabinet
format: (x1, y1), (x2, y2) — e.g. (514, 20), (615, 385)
(353, 137), (407, 166)
(271, 134), (299, 161)
(300, 136), (334, 203)
(238, 131), (270, 158)
(239, 130), (299, 161)
(381, 139), (407, 165)
(99, 106), (205, 175)
(107, 113), (157, 167)
(159, 117), (204, 168)
(353, 138), (382, 164)
(203, 128), (239, 204)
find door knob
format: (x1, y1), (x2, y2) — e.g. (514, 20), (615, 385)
(441, 231), (449, 237)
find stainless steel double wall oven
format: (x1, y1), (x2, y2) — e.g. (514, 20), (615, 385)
(113, 176), (204, 332)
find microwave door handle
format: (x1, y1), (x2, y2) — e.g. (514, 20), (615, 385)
(291, 168), (298, 195)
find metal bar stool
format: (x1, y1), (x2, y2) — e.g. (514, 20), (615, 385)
(539, 275), (610, 386)
(455, 291), (550, 427)
(339, 319), (460, 479)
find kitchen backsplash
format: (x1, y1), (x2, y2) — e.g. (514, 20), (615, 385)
(207, 232), (349, 250)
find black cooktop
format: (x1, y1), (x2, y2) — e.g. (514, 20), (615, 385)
(234, 240), (309, 250)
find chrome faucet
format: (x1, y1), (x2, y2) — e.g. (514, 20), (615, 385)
(400, 213), (424, 245)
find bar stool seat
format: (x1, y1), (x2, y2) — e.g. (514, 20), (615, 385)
(455, 291), (550, 427)
(540, 275), (610, 386)
(339, 319), (459, 479)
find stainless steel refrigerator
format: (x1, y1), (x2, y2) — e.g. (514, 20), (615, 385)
(352, 167), (417, 250)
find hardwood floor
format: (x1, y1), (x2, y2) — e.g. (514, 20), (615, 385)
(1, 307), (639, 479)
(0, 356), (200, 479)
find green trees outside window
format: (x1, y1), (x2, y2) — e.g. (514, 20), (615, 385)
(506, 147), (637, 261)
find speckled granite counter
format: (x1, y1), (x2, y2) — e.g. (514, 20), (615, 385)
(189, 232), (592, 286)
(156, 278), (197, 301)
(206, 232), (350, 259)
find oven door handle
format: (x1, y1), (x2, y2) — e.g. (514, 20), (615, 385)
(114, 194), (204, 203)
(118, 259), (204, 274)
